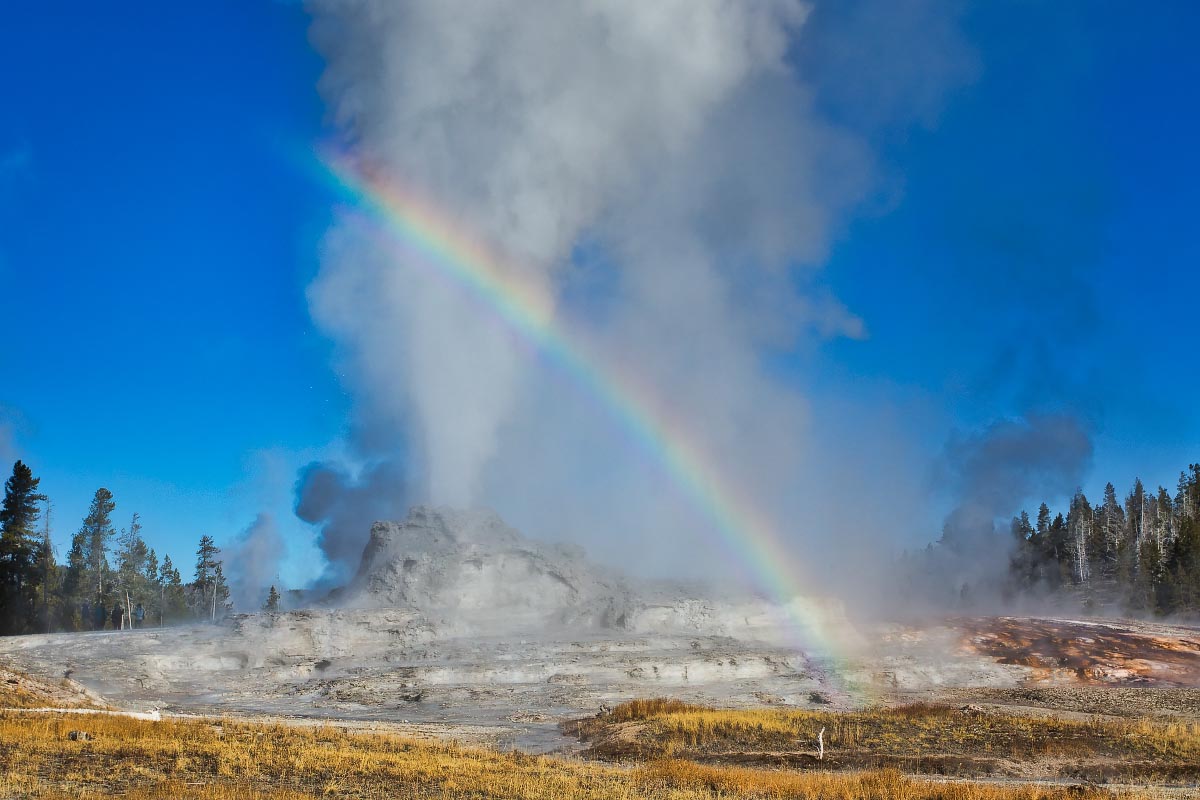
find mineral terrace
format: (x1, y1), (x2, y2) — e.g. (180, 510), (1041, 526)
(3, 507), (1199, 750)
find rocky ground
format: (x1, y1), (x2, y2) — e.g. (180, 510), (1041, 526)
(0, 615), (837, 751)
(0, 660), (100, 709)
(5, 610), (1197, 754)
(2, 508), (1199, 754)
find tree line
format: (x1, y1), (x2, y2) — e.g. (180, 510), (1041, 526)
(1008, 462), (1200, 614)
(0, 460), (260, 636)
(10, 453), (1200, 632)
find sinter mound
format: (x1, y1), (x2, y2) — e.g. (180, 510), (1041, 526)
(339, 506), (641, 631)
(332, 506), (827, 640)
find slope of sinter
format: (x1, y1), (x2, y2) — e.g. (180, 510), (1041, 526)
(338, 506), (855, 647)
(342, 506), (639, 631)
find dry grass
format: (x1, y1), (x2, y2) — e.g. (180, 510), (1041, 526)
(0, 709), (1147, 800)
(0, 664), (97, 710)
(0, 678), (55, 709)
(609, 698), (705, 722)
(572, 699), (1200, 782)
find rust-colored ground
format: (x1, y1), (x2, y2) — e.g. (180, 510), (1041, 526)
(960, 617), (1200, 686)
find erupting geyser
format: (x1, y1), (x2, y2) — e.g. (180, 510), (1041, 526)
(334, 506), (854, 647)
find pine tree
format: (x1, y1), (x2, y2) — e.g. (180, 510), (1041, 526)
(212, 562), (231, 618)
(189, 536), (229, 621)
(0, 461), (48, 634)
(1131, 527), (1164, 611)
(1009, 511), (1036, 589)
(115, 513), (156, 618)
(1036, 503), (1052, 543)
(1162, 467), (1200, 613)
(1097, 483), (1125, 582)
(1154, 487), (1175, 550)
(193, 536), (217, 587)
(144, 547), (159, 585)
(1067, 490), (1092, 585)
(32, 524), (58, 634)
(263, 585), (280, 612)
(1127, 479), (1147, 548)
(1045, 512), (1070, 588)
(1177, 466), (1200, 519)
(1119, 479), (1148, 588)
(1031, 503), (1055, 586)
(1013, 511), (1034, 544)
(1164, 515), (1200, 613)
(997, 463), (1200, 614)
(157, 555), (186, 625)
(64, 489), (117, 622)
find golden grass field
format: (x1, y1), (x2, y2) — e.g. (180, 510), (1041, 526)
(0, 711), (1156, 800)
(572, 699), (1200, 783)
(0, 680), (1187, 799)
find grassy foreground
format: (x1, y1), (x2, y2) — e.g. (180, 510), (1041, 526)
(570, 699), (1200, 783)
(0, 709), (1148, 800)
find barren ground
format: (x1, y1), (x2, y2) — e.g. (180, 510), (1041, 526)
(2, 611), (1199, 790)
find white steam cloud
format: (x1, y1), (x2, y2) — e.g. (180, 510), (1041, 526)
(225, 514), (287, 611)
(303, 1), (976, 594)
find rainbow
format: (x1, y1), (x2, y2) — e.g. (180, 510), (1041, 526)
(314, 151), (853, 672)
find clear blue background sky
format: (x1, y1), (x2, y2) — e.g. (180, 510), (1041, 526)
(1, 1), (1197, 585)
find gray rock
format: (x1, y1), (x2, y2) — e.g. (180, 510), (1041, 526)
(341, 506), (639, 632)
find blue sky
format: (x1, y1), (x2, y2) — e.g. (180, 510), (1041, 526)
(1, 1), (342, 581)
(1, 2), (1198, 586)
(813, 1), (1200, 493)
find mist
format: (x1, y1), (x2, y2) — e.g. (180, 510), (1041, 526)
(301, 0), (983, 603)
(225, 514), (287, 612)
(901, 413), (1095, 612)
(294, 459), (413, 584)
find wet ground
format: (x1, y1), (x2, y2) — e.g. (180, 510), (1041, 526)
(960, 616), (1200, 686)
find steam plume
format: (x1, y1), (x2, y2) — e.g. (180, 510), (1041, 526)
(922, 414), (1094, 606)
(303, 0), (976, 587)
(295, 460), (412, 581)
(225, 514), (287, 611)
